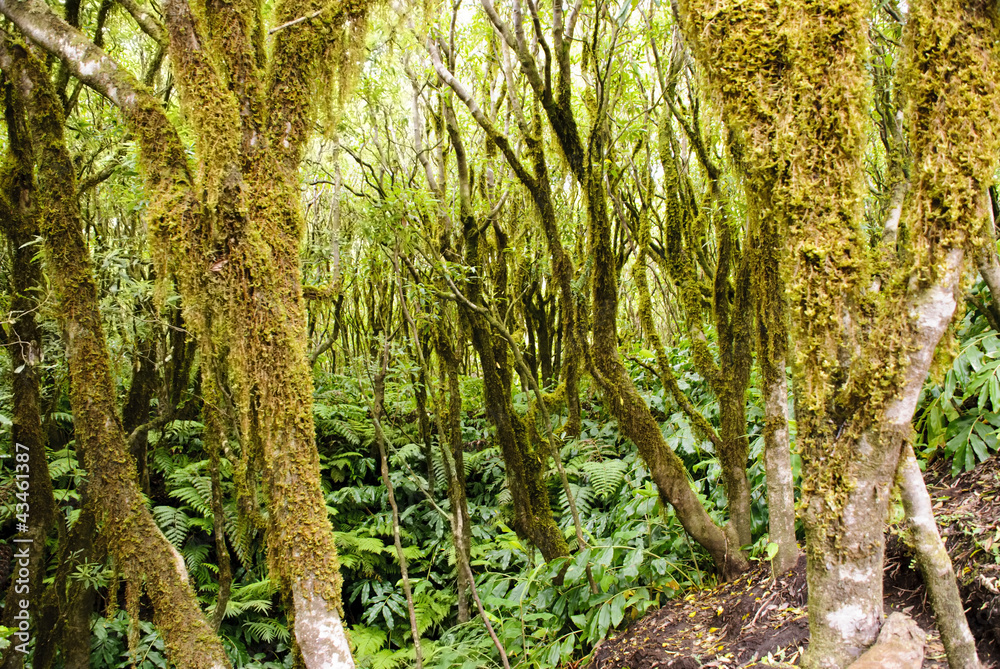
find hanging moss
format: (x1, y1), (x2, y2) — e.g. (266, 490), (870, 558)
(0, 36), (230, 668)
(677, 0), (1000, 663)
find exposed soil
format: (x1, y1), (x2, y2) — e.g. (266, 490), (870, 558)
(587, 455), (1000, 668)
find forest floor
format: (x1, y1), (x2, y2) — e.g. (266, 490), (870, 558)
(587, 456), (1000, 668)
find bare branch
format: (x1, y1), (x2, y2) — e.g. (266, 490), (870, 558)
(427, 39), (538, 192)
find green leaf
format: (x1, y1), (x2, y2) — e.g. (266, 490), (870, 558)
(596, 601), (612, 639)
(547, 642), (562, 667)
(564, 548), (591, 584)
(970, 433), (989, 463)
(594, 546), (615, 568)
(621, 546), (643, 579)
(765, 542), (780, 561)
(609, 592), (625, 628)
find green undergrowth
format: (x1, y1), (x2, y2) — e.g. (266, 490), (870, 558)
(915, 282), (1000, 475)
(7, 301), (994, 668)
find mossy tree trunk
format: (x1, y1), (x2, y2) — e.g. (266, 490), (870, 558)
(407, 71), (569, 562)
(465, 0), (749, 578)
(748, 196), (798, 575)
(428, 31), (583, 440)
(433, 328), (474, 622)
(443, 98), (569, 562)
(648, 115), (755, 547)
(676, 0), (1000, 665)
(0, 0), (373, 662)
(0, 34), (229, 669)
(0, 78), (58, 669)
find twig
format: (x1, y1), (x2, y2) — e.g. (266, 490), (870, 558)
(269, 9), (324, 34)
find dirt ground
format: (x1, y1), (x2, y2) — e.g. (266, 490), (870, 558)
(587, 456), (1000, 668)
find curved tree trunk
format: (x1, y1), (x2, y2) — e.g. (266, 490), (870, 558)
(440, 5), (749, 578)
(0, 35), (230, 669)
(588, 166), (748, 579)
(897, 443), (979, 669)
(443, 97), (568, 562)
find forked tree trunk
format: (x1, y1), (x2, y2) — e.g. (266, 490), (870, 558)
(0, 35), (229, 669)
(0, 0), (371, 661)
(676, 0), (1000, 665)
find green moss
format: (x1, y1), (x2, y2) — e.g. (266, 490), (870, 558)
(0, 37), (231, 667)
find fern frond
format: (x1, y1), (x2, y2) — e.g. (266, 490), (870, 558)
(153, 505), (190, 547)
(581, 459), (627, 500)
(242, 619), (288, 644)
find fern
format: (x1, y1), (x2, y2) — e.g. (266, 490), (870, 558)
(349, 624), (388, 657)
(366, 649), (408, 669)
(414, 587), (451, 634)
(182, 542), (210, 571)
(390, 441), (423, 468)
(335, 530), (388, 576)
(171, 486), (212, 517)
(48, 411), (74, 426)
(559, 483), (593, 520)
(153, 505), (190, 547)
(151, 447), (179, 477)
(581, 459), (628, 500)
(162, 420), (205, 447)
(47, 448), (81, 479)
(242, 619), (288, 644)
(327, 419), (362, 446)
(224, 596), (273, 618)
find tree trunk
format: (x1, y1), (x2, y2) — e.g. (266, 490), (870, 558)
(434, 334), (473, 622)
(442, 96), (568, 562)
(761, 368), (797, 575)
(0, 35), (230, 669)
(675, 0), (1000, 664)
(897, 443), (979, 668)
(588, 166), (747, 578)
(122, 334), (158, 494)
(752, 205), (799, 575)
(0, 86), (57, 669)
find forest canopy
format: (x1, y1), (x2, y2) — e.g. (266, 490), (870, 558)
(0, 0), (999, 668)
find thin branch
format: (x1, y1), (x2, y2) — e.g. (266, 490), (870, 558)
(268, 8), (324, 34)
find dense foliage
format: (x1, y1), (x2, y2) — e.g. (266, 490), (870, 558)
(0, 0), (998, 667)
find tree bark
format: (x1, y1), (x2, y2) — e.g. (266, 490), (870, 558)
(897, 443), (980, 668)
(675, 0), (1000, 665)
(442, 93), (568, 562)
(0, 34), (230, 669)
(461, 3), (749, 578)
(0, 83), (57, 669)
(750, 203), (799, 575)
(0, 0), (372, 661)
